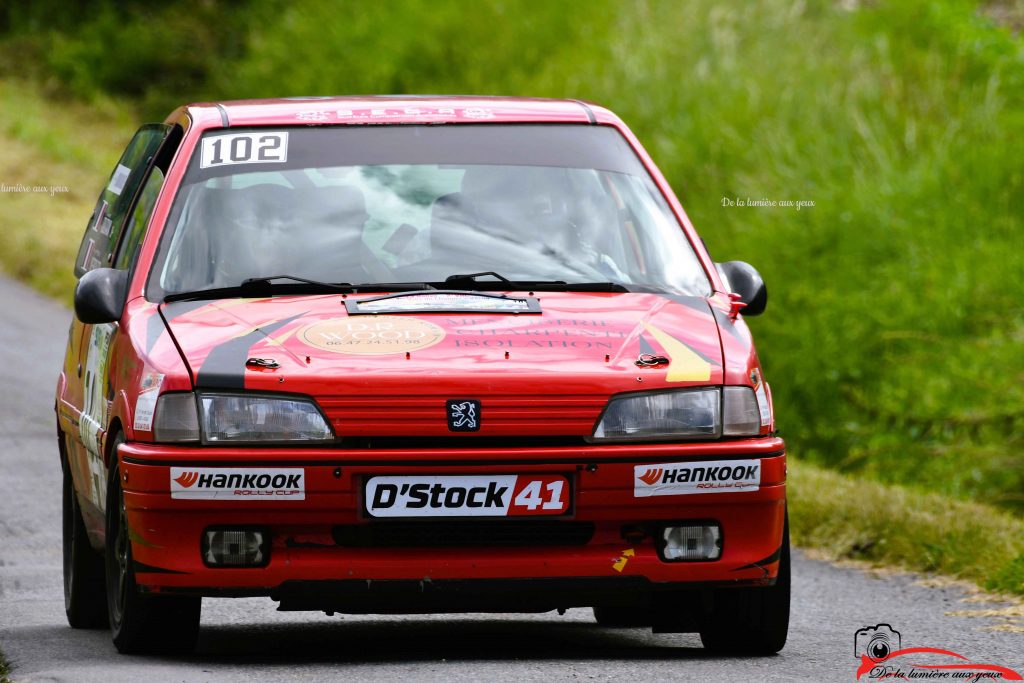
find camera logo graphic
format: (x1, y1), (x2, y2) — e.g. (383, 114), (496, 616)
(854, 624), (902, 662)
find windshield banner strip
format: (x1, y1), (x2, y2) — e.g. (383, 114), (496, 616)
(184, 125), (645, 184)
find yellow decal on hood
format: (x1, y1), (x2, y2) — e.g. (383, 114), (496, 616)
(643, 323), (712, 382)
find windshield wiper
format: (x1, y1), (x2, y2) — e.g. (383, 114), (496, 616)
(239, 275), (441, 293)
(163, 276), (436, 303)
(163, 271), (630, 303)
(444, 271), (516, 285)
(242, 274), (356, 291)
(440, 272), (628, 293)
(163, 275), (354, 303)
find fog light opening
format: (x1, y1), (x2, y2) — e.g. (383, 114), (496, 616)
(202, 528), (269, 567)
(661, 523), (721, 561)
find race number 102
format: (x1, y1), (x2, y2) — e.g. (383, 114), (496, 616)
(200, 132), (289, 169)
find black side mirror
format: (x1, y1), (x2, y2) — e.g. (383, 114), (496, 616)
(717, 261), (767, 316)
(74, 268), (129, 324)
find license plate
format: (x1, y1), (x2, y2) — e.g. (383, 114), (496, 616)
(364, 474), (571, 518)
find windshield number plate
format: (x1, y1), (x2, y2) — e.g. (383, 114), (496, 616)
(364, 474), (570, 518)
(200, 132), (289, 169)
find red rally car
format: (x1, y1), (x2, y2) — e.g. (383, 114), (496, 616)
(56, 96), (788, 655)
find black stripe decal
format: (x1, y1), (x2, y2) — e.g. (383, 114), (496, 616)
(145, 311), (166, 354)
(215, 103), (230, 127)
(195, 313), (306, 390)
(163, 299), (212, 321)
(639, 334), (657, 356)
(712, 306), (748, 345)
(641, 324), (719, 367)
(648, 295), (721, 365)
(679, 337), (720, 367)
(657, 293), (712, 315)
(148, 300), (208, 353)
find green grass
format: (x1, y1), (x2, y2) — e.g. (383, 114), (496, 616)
(0, 79), (134, 301)
(0, 647), (10, 683)
(790, 459), (1024, 596)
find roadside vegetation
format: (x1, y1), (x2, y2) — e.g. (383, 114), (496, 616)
(0, 0), (1020, 596)
(0, 80), (132, 298)
(791, 460), (1024, 596)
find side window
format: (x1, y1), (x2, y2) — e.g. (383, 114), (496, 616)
(74, 125), (168, 277)
(113, 167), (164, 271)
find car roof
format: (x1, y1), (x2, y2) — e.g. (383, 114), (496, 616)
(178, 96), (622, 130)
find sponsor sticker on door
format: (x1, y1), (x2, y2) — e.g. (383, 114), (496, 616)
(365, 474), (569, 518)
(633, 459), (761, 497)
(170, 467), (305, 500)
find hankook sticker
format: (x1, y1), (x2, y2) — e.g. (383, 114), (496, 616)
(171, 467), (305, 500)
(299, 316), (445, 355)
(634, 459), (761, 497)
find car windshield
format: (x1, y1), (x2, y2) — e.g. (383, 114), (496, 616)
(150, 125), (711, 297)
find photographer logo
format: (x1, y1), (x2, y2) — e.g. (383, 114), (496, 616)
(853, 623), (1021, 680)
(854, 624), (901, 663)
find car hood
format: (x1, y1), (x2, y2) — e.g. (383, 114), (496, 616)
(161, 291), (725, 438)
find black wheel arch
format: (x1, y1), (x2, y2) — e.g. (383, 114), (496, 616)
(104, 418), (126, 471)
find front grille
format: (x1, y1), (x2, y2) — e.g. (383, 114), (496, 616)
(338, 435), (589, 449)
(318, 393), (606, 438)
(332, 520), (594, 548)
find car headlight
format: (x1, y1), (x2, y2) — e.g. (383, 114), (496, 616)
(590, 386), (765, 442)
(591, 388), (721, 441)
(153, 392), (334, 444)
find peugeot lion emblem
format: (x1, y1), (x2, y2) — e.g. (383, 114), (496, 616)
(446, 399), (481, 432)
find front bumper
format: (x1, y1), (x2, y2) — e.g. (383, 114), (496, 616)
(118, 438), (786, 608)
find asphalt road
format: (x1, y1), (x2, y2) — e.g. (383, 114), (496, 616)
(0, 274), (1021, 683)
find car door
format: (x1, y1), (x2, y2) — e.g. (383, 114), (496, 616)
(66, 124), (170, 519)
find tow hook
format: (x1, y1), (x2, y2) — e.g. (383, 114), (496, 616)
(635, 354), (670, 367)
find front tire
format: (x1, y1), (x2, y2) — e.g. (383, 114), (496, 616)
(63, 453), (108, 629)
(105, 435), (201, 654)
(698, 512), (790, 655)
